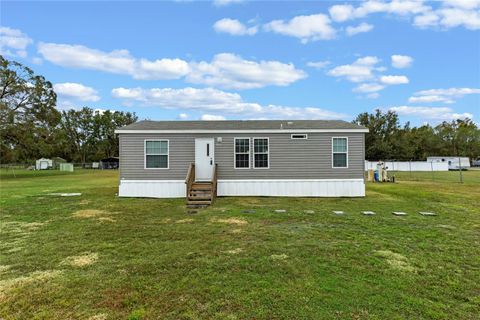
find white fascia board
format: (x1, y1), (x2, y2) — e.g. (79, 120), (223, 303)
(115, 129), (369, 134)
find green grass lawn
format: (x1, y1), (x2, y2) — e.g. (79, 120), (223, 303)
(1, 169), (479, 319)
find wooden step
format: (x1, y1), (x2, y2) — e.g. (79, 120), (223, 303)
(187, 200), (212, 205)
(189, 190), (212, 196)
(188, 195), (212, 201)
(191, 184), (212, 190)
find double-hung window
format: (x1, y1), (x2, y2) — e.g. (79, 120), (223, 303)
(145, 140), (169, 169)
(234, 138), (250, 168)
(332, 137), (348, 168)
(253, 138), (269, 168)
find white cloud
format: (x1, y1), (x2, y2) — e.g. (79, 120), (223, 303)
(329, 4), (355, 22)
(408, 95), (453, 104)
(53, 82), (100, 102)
(388, 105), (473, 121)
(212, 0), (244, 6)
(329, 0), (430, 22)
(306, 60), (331, 69)
(391, 54), (413, 68)
(414, 8), (480, 30)
(346, 22), (374, 36)
(187, 53), (307, 90)
(178, 113), (189, 120)
(353, 83), (385, 93)
(443, 0), (480, 10)
(111, 86), (348, 120)
(263, 14), (336, 43)
(409, 87), (480, 104)
(31, 57), (43, 65)
(327, 56), (380, 82)
(213, 18), (258, 35)
(414, 1), (480, 30)
(200, 114), (226, 120)
(136, 58), (190, 80)
(329, 1), (479, 31)
(379, 75), (409, 85)
(38, 44), (304, 90)
(367, 93), (380, 99)
(0, 26), (33, 58)
(37, 42), (189, 80)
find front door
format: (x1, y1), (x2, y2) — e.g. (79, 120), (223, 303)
(195, 138), (214, 181)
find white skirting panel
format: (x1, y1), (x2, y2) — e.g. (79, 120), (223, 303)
(217, 179), (365, 197)
(119, 180), (185, 198)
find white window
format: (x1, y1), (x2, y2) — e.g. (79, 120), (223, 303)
(332, 137), (348, 168)
(291, 134), (308, 140)
(253, 138), (269, 169)
(145, 140), (169, 169)
(234, 138), (250, 169)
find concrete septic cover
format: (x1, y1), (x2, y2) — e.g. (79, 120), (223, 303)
(48, 193), (82, 197)
(392, 211), (407, 216)
(333, 211), (344, 215)
(362, 211), (376, 215)
(304, 210), (315, 214)
(274, 209), (287, 213)
(420, 212), (437, 216)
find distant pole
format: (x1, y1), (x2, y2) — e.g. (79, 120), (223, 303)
(431, 161), (434, 181)
(409, 160), (412, 179)
(458, 157), (463, 183)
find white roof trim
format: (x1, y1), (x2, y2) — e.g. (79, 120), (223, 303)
(115, 129), (369, 134)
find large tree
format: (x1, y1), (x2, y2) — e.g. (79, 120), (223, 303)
(354, 109), (402, 160)
(0, 56), (60, 163)
(59, 107), (137, 163)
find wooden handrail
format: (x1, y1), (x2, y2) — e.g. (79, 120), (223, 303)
(185, 163), (195, 199)
(211, 163), (218, 202)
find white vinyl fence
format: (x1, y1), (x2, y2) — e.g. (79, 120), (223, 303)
(365, 161), (449, 172)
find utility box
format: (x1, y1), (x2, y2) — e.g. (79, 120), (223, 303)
(59, 163), (74, 172)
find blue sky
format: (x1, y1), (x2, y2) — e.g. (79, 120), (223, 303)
(1, 0), (479, 125)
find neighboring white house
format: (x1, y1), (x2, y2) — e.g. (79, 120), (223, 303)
(35, 158), (53, 170)
(365, 161), (449, 171)
(427, 157), (471, 170)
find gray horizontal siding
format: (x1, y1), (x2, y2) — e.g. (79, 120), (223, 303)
(119, 133), (365, 180)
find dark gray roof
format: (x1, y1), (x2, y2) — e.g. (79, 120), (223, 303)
(117, 120), (366, 131)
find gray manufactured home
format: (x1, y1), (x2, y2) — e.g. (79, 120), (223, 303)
(115, 120), (368, 202)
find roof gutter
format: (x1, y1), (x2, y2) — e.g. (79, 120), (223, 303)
(114, 129), (369, 134)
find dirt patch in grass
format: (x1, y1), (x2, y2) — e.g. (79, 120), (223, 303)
(79, 199), (91, 205)
(0, 265), (11, 274)
(271, 254), (288, 260)
(0, 270), (62, 302)
(176, 218), (194, 224)
(231, 228), (243, 234)
(61, 252), (99, 267)
(1, 221), (48, 253)
(375, 250), (416, 272)
(160, 218), (172, 223)
(2, 221), (47, 233)
(72, 209), (106, 218)
(211, 218), (248, 225)
(88, 313), (108, 320)
(72, 209), (115, 223)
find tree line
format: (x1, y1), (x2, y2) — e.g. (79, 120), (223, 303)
(1, 56), (137, 164)
(1, 56), (479, 164)
(354, 110), (479, 161)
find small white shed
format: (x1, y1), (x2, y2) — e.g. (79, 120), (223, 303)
(35, 158), (53, 170)
(427, 157), (471, 170)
